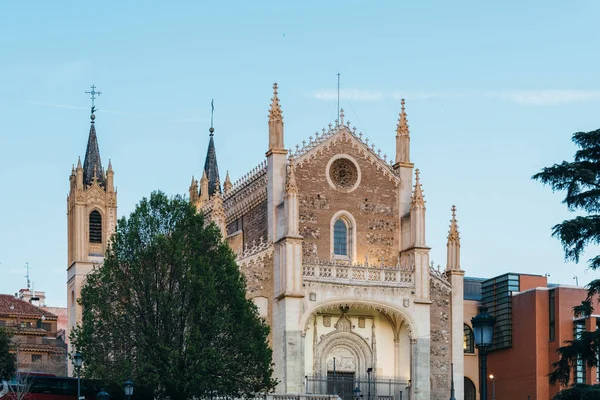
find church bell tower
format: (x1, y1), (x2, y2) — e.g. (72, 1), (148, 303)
(66, 87), (117, 360)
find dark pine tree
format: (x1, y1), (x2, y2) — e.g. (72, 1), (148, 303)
(533, 128), (600, 387)
(71, 191), (276, 400)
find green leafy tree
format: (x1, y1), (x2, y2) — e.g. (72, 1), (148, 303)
(533, 128), (600, 386)
(0, 327), (15, 379)
(71, 191), (276, 399)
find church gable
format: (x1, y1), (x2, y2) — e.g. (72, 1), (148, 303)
(293, 127), (400, 265)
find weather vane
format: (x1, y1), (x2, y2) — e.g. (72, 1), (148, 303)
(85, 85), (102, 115)
(209, 99), (215, 135)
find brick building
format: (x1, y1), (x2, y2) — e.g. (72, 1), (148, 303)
(462, 273), (592, 399)
(0, 294), (67, 376)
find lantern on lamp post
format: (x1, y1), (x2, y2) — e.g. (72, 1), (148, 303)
(471, 306), (496, 400)
(124, 380), (134, 400)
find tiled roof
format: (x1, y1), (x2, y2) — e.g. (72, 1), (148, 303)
(0, 294), (57, 319)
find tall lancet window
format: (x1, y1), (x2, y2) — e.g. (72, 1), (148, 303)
(89, 210), (102, 243)
(333, 219), (348, 256)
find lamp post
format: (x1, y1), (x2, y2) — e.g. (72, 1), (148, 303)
(124, 380), (134, 400)
(367, 367), (373, 400)
(449, 363), (456, 400)
(489, 375), (496, 400)
(471, 306), (496, 400)
(73, 352), (83, 400)
(96, 388), (110, 400)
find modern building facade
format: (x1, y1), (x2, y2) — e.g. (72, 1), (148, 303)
(463, 273), (593, 399)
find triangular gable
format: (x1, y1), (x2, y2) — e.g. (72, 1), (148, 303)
(291, 124), (401, 187)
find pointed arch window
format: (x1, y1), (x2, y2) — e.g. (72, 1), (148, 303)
(330, 211), (356, 261)
(89, 210), (102, 243)
(333, 219), (348, 256)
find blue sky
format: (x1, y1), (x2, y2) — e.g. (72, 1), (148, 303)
(1, 1), (599, 307)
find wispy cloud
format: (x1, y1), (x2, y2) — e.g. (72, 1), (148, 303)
(25, 101), (87, 111)
(313, 89), (600, 106)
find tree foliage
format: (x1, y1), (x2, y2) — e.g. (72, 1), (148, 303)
(0, 328), (15, 379)
(552, 384), (600, 400)
(71, 191), (276, 399)
(533, 128), (600, 386)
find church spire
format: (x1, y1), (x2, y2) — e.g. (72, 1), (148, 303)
(446, 205), (461, 271)
(395, 99), (410, 165)
(223, 171), (232, 195)
(268, 82), (285, 151)
(203, 101), (220, 196)
(411, 168), (425, 208)
(83, 111), (104, 187)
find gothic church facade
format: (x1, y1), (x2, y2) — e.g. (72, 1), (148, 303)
(189, 84), (465, 400)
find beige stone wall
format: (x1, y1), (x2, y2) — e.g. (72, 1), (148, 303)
(238, 252), (274, 342)
(430, 277), (452, 400)
(226, 200), (268, 248)
(295, 141), (399, 263)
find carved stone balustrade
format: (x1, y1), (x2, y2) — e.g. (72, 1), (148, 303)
(302, 260), (414, 288)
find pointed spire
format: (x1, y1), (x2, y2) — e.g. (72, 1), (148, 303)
(411, 169), (425, 208)
(203, 132), (220, 196)
(77, 157), (82, 169)
(396, 99), (410, 137)
(395, 99), (411, 165)
(83, 117), (104, 187)
(447, 205), (460, 244)
(446, 205), (461, 271)
(268, 83), (285, 151)
(107, 159), (113, 172)
(200, 170), (209, 202)
(286, 156), (298, 195)
(269, 83), (283, 122)
(224, 171), (232, 194)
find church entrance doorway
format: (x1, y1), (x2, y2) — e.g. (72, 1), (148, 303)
(327, 371), (355, 400)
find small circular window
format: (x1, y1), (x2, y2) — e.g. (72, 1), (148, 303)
(326, 155), (361, 192)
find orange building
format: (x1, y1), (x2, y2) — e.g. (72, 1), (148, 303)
(464, 273), (594, 400)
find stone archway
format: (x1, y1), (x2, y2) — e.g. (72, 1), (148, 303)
(315, 315), (374, 378)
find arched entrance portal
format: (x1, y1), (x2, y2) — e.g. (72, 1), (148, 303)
(303, 302), (414, 400)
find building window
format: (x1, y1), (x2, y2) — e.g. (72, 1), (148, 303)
(89, 210), (102, 243)
(464, 324), (474, 354)
(549, 289), (556, 341)
(31, 354), (42, 363)
(333, 219), (348, 256)
(575, 320), (586, 384)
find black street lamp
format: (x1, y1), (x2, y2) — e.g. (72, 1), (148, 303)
(471, 306), (496, 400)
(73, 352), (83, 400)
(124, 380), (134, 400)
(96, 389), (110, 400)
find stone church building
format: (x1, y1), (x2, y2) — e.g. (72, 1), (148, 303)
(67, 84), (465, 400)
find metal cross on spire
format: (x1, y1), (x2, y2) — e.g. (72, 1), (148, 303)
(85, 85), (102, 114)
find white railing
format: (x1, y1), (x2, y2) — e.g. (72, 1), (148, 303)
(302, 262), (414, 288)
